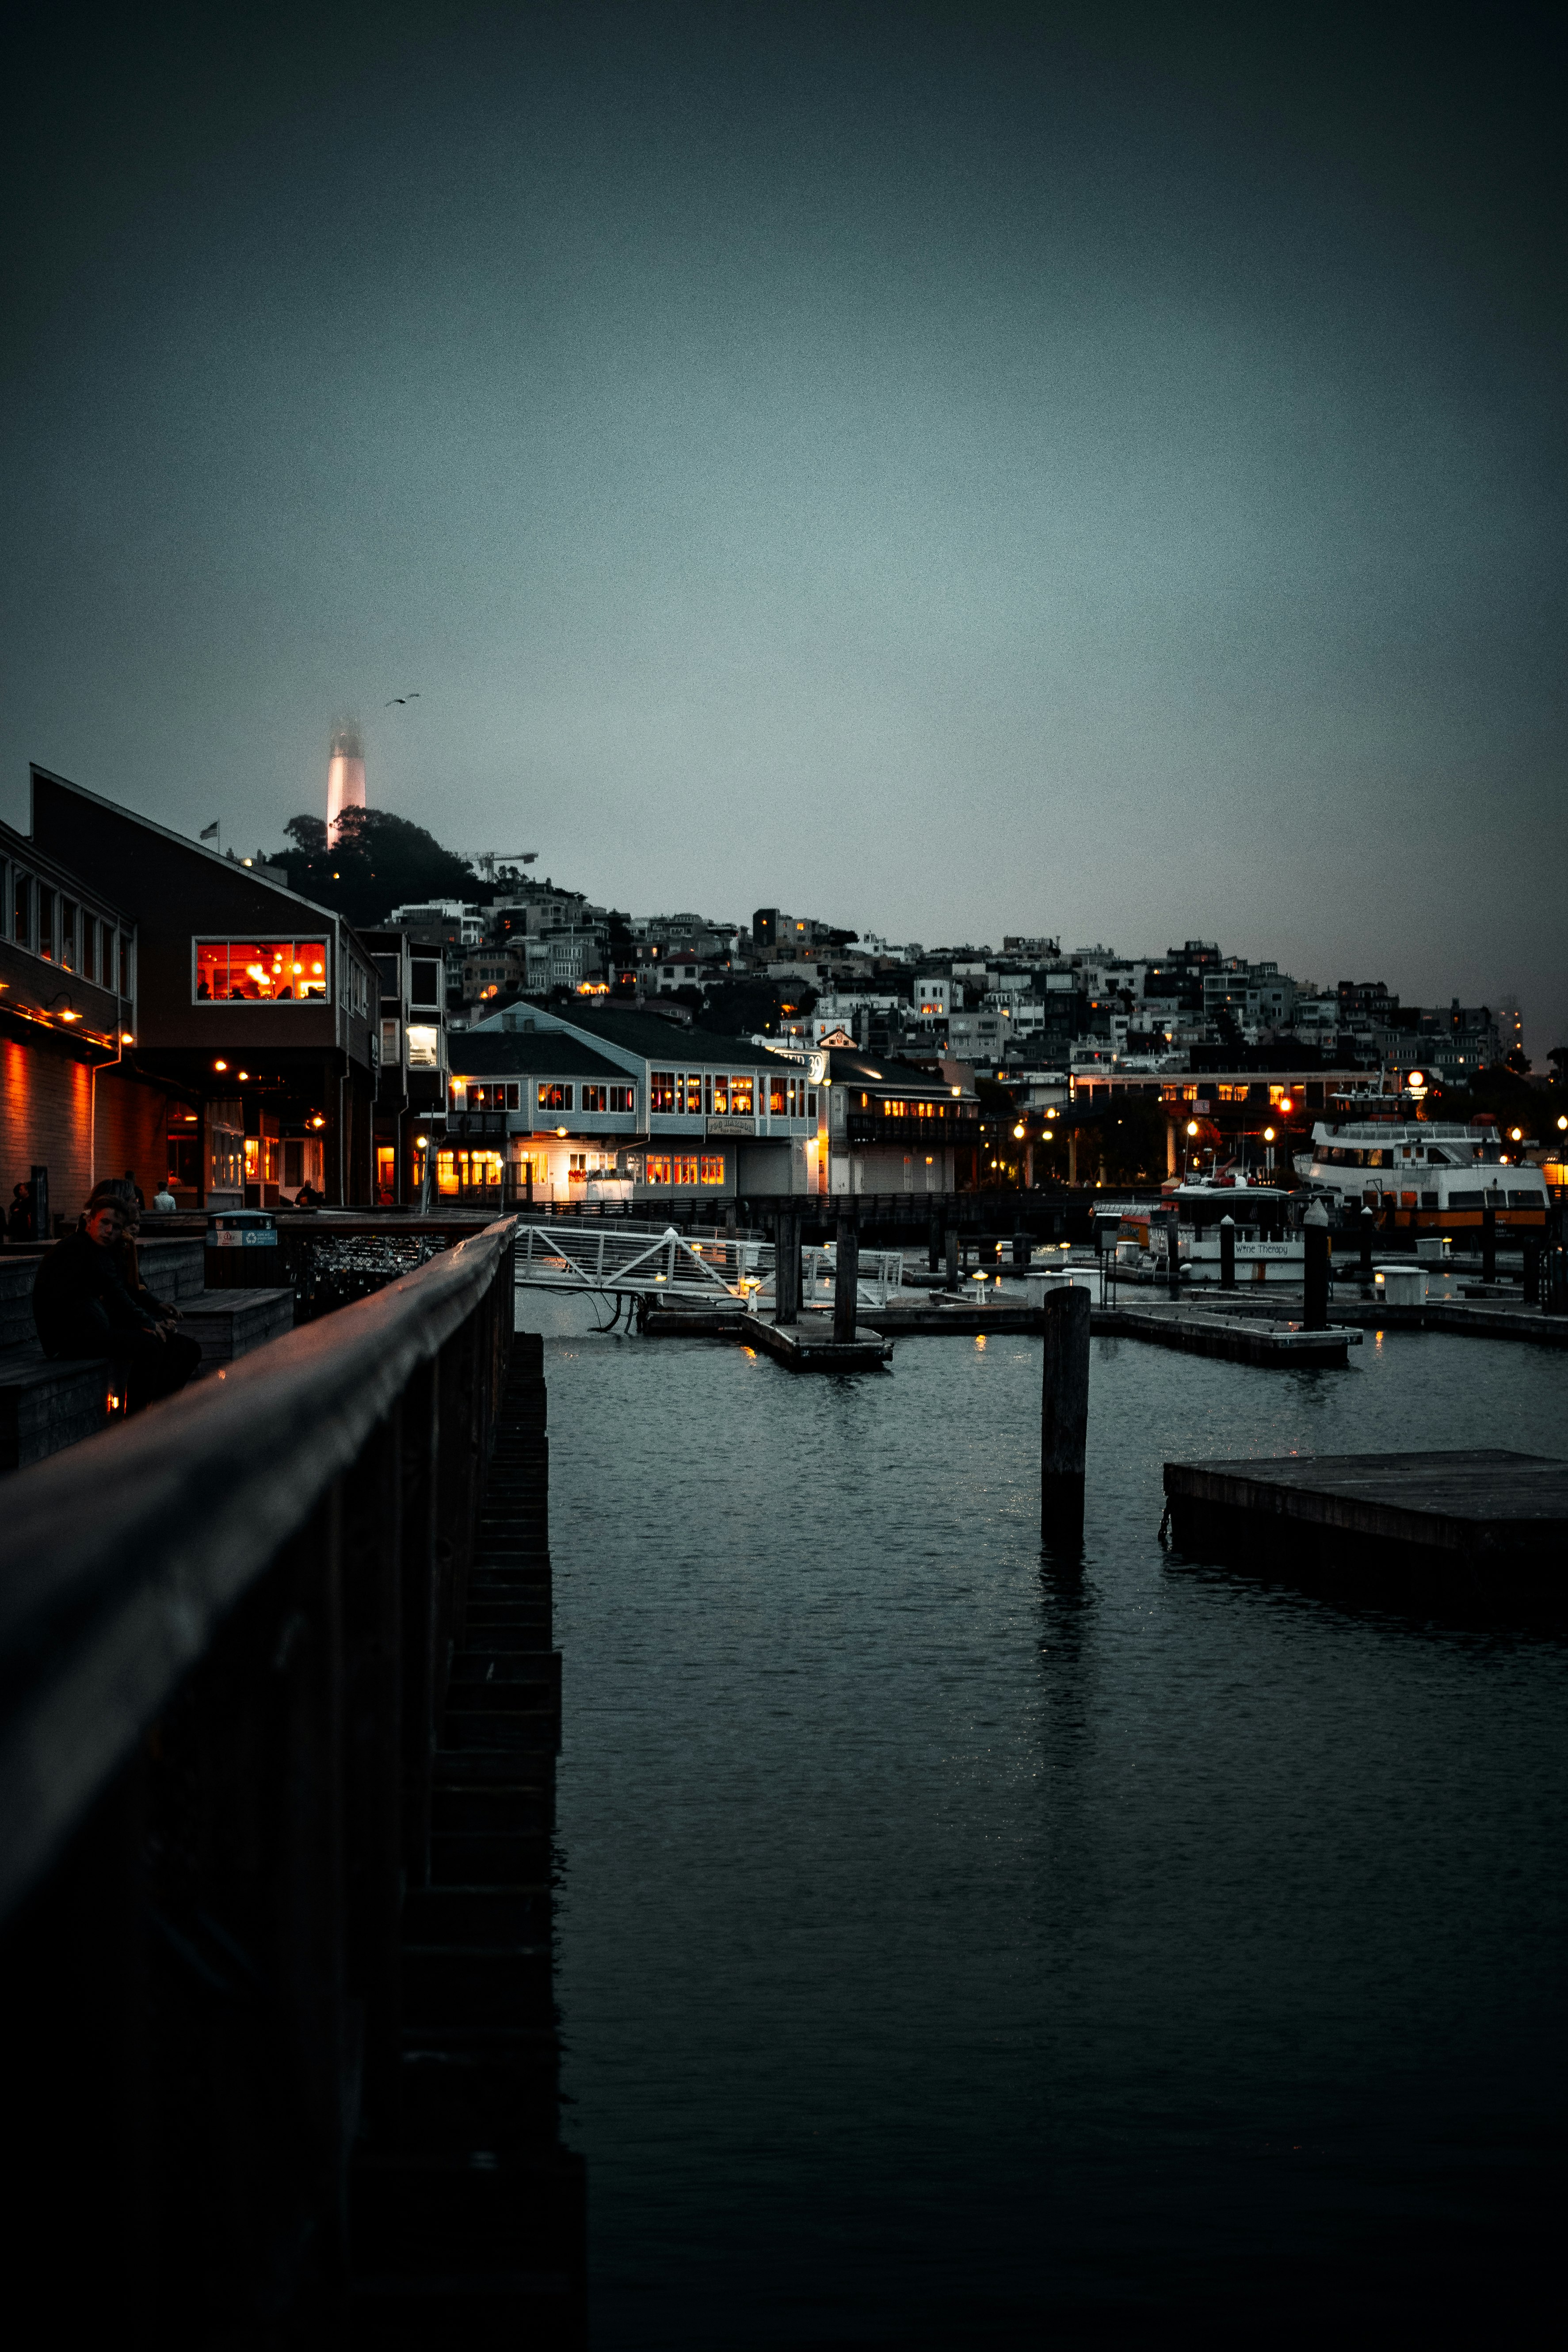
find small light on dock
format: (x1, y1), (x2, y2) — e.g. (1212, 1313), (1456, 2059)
(214, 1058), (227, 1071)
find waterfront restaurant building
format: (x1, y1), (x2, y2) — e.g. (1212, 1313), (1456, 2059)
(449, 1006), (981, 1202)
(452, 1004), (824, 1203)
(362, 926), (450, 1206)
(28, 768), (381, 1208)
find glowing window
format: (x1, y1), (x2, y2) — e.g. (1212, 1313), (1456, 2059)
(195, 938), (328, 1003)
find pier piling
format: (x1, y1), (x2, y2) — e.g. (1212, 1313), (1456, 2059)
(1040, 1284), (1090, 1537)
(1359, 1207), (1375, 1284)
(944, 1227), (959, 1289)
(834, 1209), (860, 1344)
(774, 1208), (801, 1325)
(1219, 1214), (1236, 1291)
(1304, 1202), (1330, 1330)
(1481, 1193), (1498, 1284)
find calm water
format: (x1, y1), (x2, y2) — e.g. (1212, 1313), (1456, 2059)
(536, 1307), (1568, 2347)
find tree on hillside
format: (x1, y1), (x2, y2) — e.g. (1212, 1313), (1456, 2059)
(697, 977), (818, 1038)
(275, 809), (478, 928)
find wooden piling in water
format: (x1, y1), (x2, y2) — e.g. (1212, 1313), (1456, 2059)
(1481, 1192), (1497, 1283)
(944, 1227), (959, 1288)
(1040, 1284), (1090, 1536)
(1219, 1214), (1235, 1291)
(1304, 1202), (1330, 1330)
(834, 1208), (860, 1344)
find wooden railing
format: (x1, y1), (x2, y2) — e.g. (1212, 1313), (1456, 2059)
(0, 1217), (531, 2336)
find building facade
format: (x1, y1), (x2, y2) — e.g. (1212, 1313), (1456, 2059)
(30, 767), (380, 1208)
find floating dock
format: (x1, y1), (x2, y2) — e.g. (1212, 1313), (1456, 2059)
(1164, 1447), (1568, 1598)
(1095, 1303), (1357, 1367)
(641, 1306), (892, 1371)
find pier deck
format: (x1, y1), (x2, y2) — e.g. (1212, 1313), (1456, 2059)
(1165, 1447), (1568, 1596)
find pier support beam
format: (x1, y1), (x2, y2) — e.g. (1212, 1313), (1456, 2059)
(1481, 1192), (1498, 1284)
(774, 1209), (801, 1325)
(1219, 1214), (1236, 1291)
(1040, 1284), (1090, 1539)
(833, 1209), (860, 1344)
(944, 1227), (959, 1290)
(1303, 1202), (1330, 1330)
(1358, 1207), (1375, 1286)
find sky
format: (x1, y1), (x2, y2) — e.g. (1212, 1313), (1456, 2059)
(4, 1), (1565, 1048)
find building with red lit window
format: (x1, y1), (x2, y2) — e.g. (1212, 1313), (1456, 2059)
(28, 768), (379, 1208)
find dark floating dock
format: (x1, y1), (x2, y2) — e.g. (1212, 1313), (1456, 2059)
(1165, 1447), (1568, 1599)
(642, 1305), (893, 1370)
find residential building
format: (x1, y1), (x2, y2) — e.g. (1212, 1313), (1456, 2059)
(824, 1047), (979, 1194)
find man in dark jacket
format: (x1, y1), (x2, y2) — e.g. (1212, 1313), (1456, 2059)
(32, 1195), (200, 1410)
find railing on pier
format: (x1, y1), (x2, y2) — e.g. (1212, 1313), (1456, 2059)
(0, 1217), (528, 2336)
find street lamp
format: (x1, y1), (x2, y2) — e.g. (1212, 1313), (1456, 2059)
(1263, 1123), (1276, 1176)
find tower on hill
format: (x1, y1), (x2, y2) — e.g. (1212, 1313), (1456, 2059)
(326, 718), (366, 836)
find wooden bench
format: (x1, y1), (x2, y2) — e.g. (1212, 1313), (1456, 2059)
(0, 1246), (297, 1470)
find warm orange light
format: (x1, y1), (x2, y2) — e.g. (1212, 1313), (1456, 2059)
(310, 1115), (325, 1130)
(237, 1070), (249, 1081)
(1511, 1127), (1523, 1142)
(1012, 1123), (1026, 1139)
(1278, 1096), (1294, 1115)
(1264, 1126), (1275, 1142)
(214, 1059), (227, 1071)
(120, 1031), (134, 1044)
(556, 1126), (568, 1138)
(1186, 1120), (1199, 1137)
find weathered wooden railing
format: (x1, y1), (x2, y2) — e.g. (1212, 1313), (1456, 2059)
(0, 1217), (543, 2337)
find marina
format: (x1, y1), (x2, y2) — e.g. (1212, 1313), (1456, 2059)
(546, 1311), (1568, 2345)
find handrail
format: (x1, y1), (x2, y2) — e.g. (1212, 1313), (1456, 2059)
(0, 1215), (518, 1926)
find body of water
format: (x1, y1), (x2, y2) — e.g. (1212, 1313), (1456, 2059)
(536, 1304), (1567, 2346)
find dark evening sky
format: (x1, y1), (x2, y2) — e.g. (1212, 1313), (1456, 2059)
(4, 3), (1564, 1046)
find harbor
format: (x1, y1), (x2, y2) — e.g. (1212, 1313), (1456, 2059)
(544, 1304), (1568, 2345)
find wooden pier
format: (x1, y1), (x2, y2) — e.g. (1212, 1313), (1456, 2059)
(1164, 1448), (1568, 1599)
(0, 1219), (585, 2344)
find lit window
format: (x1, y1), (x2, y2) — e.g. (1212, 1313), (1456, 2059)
(645, 1153), (672, 1185)
(195, 938), (328, 1003)
(700, 1156), (725, 1184)
(538, 1083), (573, 1111)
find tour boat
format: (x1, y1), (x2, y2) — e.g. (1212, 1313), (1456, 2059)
(1115, 1176), (1304, 1284)
(1293, 1119), (1550, 1232)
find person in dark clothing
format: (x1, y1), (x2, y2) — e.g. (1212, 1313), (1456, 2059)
(5, 1184), (31, 1244)
(32, 1196), (201, 1412)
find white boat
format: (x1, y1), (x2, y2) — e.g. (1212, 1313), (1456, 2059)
(1115, 1178), (1304, 1284)
(1293, 1119), (1550, 1234)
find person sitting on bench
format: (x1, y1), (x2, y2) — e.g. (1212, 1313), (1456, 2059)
(32, 1190), (202, 1412)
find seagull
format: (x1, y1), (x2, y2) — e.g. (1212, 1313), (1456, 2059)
(384, 691), (421, 706)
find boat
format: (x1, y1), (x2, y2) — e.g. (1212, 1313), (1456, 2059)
(1114, 1176), (1304, 1284)
(1293, 1118), (1549, 1233)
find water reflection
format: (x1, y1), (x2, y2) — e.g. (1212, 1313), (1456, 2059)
(544, 1319), (1568, 2347)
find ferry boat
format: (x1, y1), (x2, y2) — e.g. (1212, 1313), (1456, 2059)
(1114, 1177), (1304, 1284)
(1294, 1119), (1550, 1233)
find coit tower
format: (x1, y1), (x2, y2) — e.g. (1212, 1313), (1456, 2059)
(326, 718), (366, 835)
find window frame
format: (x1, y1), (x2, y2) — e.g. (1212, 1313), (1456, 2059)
(191, 934), (332, 1006)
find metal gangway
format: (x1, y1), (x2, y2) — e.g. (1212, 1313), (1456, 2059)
(514, 1219), (772, 1302)
(512, 1219), (908, 1310)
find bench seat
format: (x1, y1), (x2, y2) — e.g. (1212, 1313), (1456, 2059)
(0, 1286), (297, 1472)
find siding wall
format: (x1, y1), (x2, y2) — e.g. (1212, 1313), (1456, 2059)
(94, 1069), (176, 1208)
(1, 1033), (94, 1218)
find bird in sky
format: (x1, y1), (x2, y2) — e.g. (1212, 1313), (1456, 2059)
(384, 691), (421, 706)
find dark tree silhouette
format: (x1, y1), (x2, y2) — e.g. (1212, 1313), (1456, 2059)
(274, 810), (478, 928)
